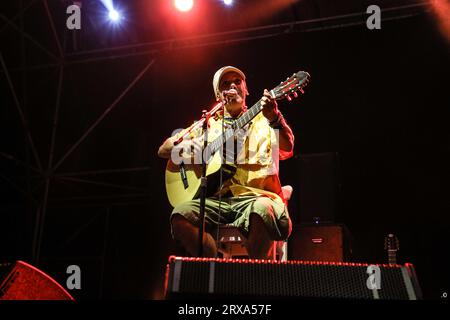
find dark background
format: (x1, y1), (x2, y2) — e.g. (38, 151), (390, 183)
(0, 0), (449, 300)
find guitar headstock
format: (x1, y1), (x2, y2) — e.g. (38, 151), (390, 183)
(384, 233), (400, 251)
(270, 71), (310, 102)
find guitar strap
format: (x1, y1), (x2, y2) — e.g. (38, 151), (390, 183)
(223, 117), (238, 164)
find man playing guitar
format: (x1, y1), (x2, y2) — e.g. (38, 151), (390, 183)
(158, 66), (297, 259)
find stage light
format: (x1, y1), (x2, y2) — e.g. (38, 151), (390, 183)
(429, 0), (450, 44)
(223, 0), (233, 5)
(108, 9), (120, 22)
(99, 1), (123, 24)
(174, 0), (194, 12)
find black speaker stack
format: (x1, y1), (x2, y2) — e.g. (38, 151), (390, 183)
(0, 260), (74, 300)
(165, 256), (422, 300)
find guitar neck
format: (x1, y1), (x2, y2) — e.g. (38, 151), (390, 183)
(208, 100), (264, 155)
(235, 100), (264, 130)
(388, 250), (397, 265)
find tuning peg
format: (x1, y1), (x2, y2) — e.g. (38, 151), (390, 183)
(286, 95), (292, 101)
(293, 92), (298, 98)
(300, 88), (304, 94)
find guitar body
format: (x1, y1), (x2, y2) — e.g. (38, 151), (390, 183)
(165, 152), (236, 208)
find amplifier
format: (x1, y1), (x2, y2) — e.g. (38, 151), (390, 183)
(288, 224), (350, 262)
(164, 256), (422, 300)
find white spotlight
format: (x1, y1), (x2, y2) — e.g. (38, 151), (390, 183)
(108, 9), (120, 22)
(223, 0), (233, 5)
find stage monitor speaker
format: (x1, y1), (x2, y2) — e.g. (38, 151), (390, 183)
(165, 256), (422, 300)
(288, 224), (351, 262)
(297, 152), (339, 224)
(0, 260), (74, 300)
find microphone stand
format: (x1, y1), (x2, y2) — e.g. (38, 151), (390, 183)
(173, 101), (224, 146)
(175, 101), (224, 192)
(198, 109), (211, 257)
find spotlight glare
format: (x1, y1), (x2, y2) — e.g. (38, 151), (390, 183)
(108, 9), (120, 21)
(174, 0), (194, 12)
(223, 0), (233, 5)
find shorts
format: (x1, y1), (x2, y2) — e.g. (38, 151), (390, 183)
(170, 195), (292, 241)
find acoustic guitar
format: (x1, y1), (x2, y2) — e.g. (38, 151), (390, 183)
(384, 233), (400, 265)
(165, 71), (310, 207)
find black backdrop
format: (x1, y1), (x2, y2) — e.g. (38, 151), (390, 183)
(1, 7), (449, 300)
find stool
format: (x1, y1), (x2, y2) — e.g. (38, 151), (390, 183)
(217, 185), (293, 260)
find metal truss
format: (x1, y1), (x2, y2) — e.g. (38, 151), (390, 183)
(0, 1), (156, 268)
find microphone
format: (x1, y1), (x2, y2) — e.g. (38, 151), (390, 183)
(222, 89), (238, 96)
(222, 89), (239, 104)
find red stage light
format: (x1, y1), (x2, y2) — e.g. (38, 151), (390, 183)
(429, 0), (450, 43)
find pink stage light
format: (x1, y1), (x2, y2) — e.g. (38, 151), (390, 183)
(174, 0), (194, 13)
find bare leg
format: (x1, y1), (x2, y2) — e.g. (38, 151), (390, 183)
(171, 214), (217, 258)
(246, 213), (275, 259)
